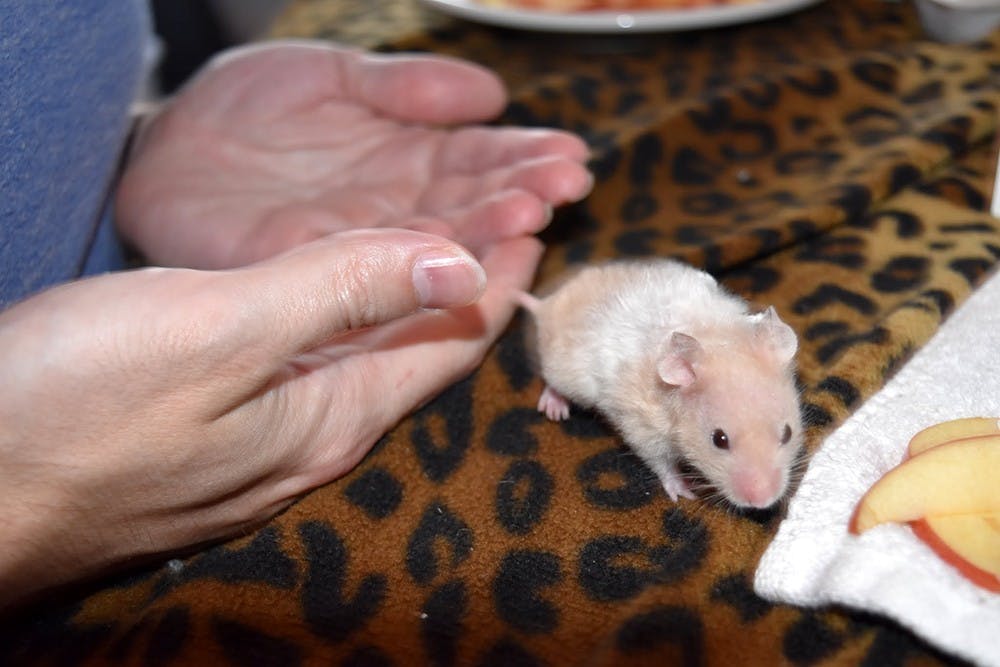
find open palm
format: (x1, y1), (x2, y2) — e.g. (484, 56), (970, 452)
(116, 42), (591, 268)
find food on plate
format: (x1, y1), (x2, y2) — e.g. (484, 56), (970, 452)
(477, 0), (765, 10)
(906, 416), (1000, 458)
(849, 417), (1000, 592)
(911, 513), (1000, 593)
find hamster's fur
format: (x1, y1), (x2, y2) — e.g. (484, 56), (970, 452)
(520, 259), (803, 509)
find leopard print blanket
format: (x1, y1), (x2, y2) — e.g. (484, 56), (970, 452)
(4, 0), (998, 664)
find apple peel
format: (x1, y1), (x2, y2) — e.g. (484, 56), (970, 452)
(910, 513), (1000, 593)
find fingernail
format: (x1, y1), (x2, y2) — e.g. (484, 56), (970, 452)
(413, 249), (486, 309)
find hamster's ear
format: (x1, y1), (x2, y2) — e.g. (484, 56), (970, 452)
(658, 332), (701, 387)
(753, 306), (798, 365)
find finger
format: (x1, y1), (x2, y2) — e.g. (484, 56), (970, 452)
(353, 51), (508, 124)
(437, 189), (553, 251)
(435, 127), (590, 174)
(418, 155), (594, 214)
(344, 235), (544, 424)
(233, 228), (487, 358)
(199, 42), (507, 124)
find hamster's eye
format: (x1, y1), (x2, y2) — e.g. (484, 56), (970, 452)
(780, 423), (792, 445)
(711, 429), (729, 450)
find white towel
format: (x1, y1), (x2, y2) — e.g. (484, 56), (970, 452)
(755, 266), (1000, 667)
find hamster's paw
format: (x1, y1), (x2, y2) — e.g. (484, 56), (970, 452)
(537, 385), (571, 421)
(661, 473), (697, 502)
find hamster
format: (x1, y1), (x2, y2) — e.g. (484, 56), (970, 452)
(518, 259), (803, 509)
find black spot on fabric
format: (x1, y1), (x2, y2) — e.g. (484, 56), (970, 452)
(939, 221), (996, 234)
(919, 177), (989, 211)
(919, 289), (954, 317)
(844, 107), (906, 146)
(775, 150), (842, 176)
(589, 145), (622, 181)
(146, 607), (190, 667)
(855, 209), (922, 238)
(615, 605), (703, 665)
(487, 407), (543, 456)
(493, 550), (562, 634)
(107, 622), (144, 662)
(901, 80), (943, 105)
(783, 612), (846, 664)
(559, 412), (614, 439)
(621, 191), (659, 223)
(920, 115), (971, 153)
(817, 376), (860, 408)
(801, 402), (834, 429)
(157, 528), (297, 600)
(888, 163), (922, 193)
(629, 132), (662, 186)
(681, 192), (736, 216)
(785, 67), (838, 97)
(477, 639), (544, 667)
(406, 502), (473, 585)
(412, 376), (474, 483)
(871, 256), (929, 293)
(577, 447), (660, 510)
(858, 621), (954, 667)
(796, 235), (866, 269)
(495, 319), (535, 392)
(793, 284), (877, 316)
(851, 59), (898, 94)
(721, 120), (778, 160)
(827, 183), (872, 223)
(342, 645), (395, 667)
(805, 320), (850, 340)
(578, 509), (708, 601)
(421, 580), (468, 667)
(791, 115), (818, 134)
(987, 244), (1000, 260)
(789, 218), (821, 242)
(615, 228), (661, 256)
(300, 521), (387, 643)
(740, 79), (781, 108)
(721, 265), (781, 295)
(711, 574), (774, 622)
(212, 617), (303, 667)
(672, 146), (723, 185)
(615, 89), (647, 115)
(687, 97), (731, 133)
(949, 256), (995, 285)
(568, 75), (600, 111)
(502, 102), (542, 127)
(676, 223), (726, 245)
(496, 459), (554, 535)
(345, 467), (403, 520)
(816, 327), (890, 365)
(564, 239), (595, 265)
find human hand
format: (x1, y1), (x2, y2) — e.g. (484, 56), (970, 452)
(116, 41), (591, 269)
(0, 228), (541, 608)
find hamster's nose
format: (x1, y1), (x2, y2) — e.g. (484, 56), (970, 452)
(733, 467), (784, 509)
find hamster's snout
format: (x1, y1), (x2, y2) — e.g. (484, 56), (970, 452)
(731, 467), (785, 509)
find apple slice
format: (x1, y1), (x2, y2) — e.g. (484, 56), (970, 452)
(911, 513), (1000, 592)
(849, 435), (1000, 534)
(907, 417), (1000, 458)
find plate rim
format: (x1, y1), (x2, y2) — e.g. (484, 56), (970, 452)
(415, 0), (826, 33)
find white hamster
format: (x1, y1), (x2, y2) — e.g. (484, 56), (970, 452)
(519, 259), (803, 509)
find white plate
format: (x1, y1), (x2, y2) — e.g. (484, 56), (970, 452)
(417, 0), (825, 33)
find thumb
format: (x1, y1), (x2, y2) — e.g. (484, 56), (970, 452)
(237, 228), (486, 356)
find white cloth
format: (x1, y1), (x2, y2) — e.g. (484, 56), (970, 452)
(755, 267), (1000, 667)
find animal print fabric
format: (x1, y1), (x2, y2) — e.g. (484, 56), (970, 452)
(5, 0), (999, 665)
